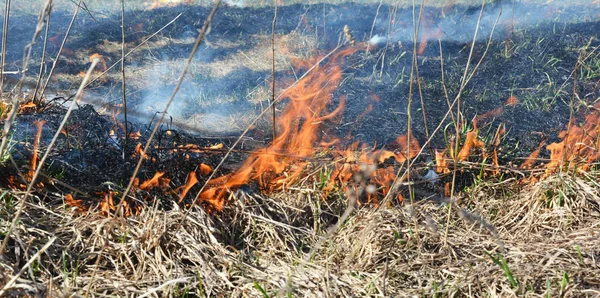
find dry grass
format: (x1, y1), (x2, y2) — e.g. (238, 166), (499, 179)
(1, 170), (599, 297)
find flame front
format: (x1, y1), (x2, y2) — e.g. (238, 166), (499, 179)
(199, 48), (359, 209)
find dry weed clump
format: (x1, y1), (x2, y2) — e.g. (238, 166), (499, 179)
(1, 169), (599, 297)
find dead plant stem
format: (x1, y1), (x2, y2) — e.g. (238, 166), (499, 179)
(121, 0), (128, 156)
(32, 11), (51, 104)
(404, 0), (425, 250)
(0, 0), (10, 92)
(271, 1), (278, 140)
(39, 0), (80, 100)
(561, 48), (585, 174)
(446, 0), (488, 248)
(413, 0), (432, 157)
(0, 0), (51, 186)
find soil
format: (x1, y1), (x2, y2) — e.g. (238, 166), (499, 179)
(1, 1), (600, 207)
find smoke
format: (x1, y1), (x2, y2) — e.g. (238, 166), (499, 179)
(137, 59), (259, 135)
(368, 2), (600, 46)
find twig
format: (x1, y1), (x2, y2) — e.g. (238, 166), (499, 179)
(120, 0), (128, 157)
(0, 58), (100, 256)
(138, 277), (191, 298)
(17, 0), (52, 94)
(0, 0), (51, 184)
(560, 50), (584, 175)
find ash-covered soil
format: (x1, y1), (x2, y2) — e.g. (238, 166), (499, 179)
(1, 1), (600, 205)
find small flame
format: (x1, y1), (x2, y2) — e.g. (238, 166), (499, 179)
(64, 194), (86, 214)
(30, 120), (46, 181)
(544, 102), (600, 174)
(89, 53), (107, 72)
(520, 140), (546, 170)
(178, 171), (198, 203)
(19, 101), (37, 113)
(129, 130), (142, 139)
(138, 172), (167, 190)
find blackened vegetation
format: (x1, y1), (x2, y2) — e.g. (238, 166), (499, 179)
(1, 2), (600, 209)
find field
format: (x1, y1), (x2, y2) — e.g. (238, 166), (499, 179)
(0, 0), (600, 297)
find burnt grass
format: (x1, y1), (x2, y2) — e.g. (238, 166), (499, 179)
(1, 3), (600, 219)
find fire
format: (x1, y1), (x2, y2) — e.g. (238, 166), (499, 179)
(64, 194), (86, 214)
(521, 140), (546, 170)
(193, 45), (429, 209)
(19, 101), (37, 113)
(30, 120), (46, 181)
(543, 101), (600, 175)
(133, 143), (149, 159)
(198, 47), (360, 209)
(129, 130), (142, 139)
(417, 14), (444, 56)
(138, 172), (168, 190)
(89, 53), (107, 72)
(178, 171), (198, 203)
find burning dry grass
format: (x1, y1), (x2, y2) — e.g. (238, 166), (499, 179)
(1, 170), (599, 297)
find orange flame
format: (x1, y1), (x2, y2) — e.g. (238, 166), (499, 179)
(520, 140), (546, 170)
(19, 101), (37, 113)
(89, 53), (107, 72)
(544, 102), (600, 174)
(64, 194), (87, 214)
(30, 120), (46, 181)
(138, 172), (167, 190)
(178, 171), (198, 203)
(199, 47), (360, 210)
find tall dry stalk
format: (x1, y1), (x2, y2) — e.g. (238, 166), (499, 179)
(38, 0), (81, 101)
(120, 0), (128, 156)
(0, 0), (11, 92)
(32, 10), (51, 104)
(270, 0), (278, 140)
